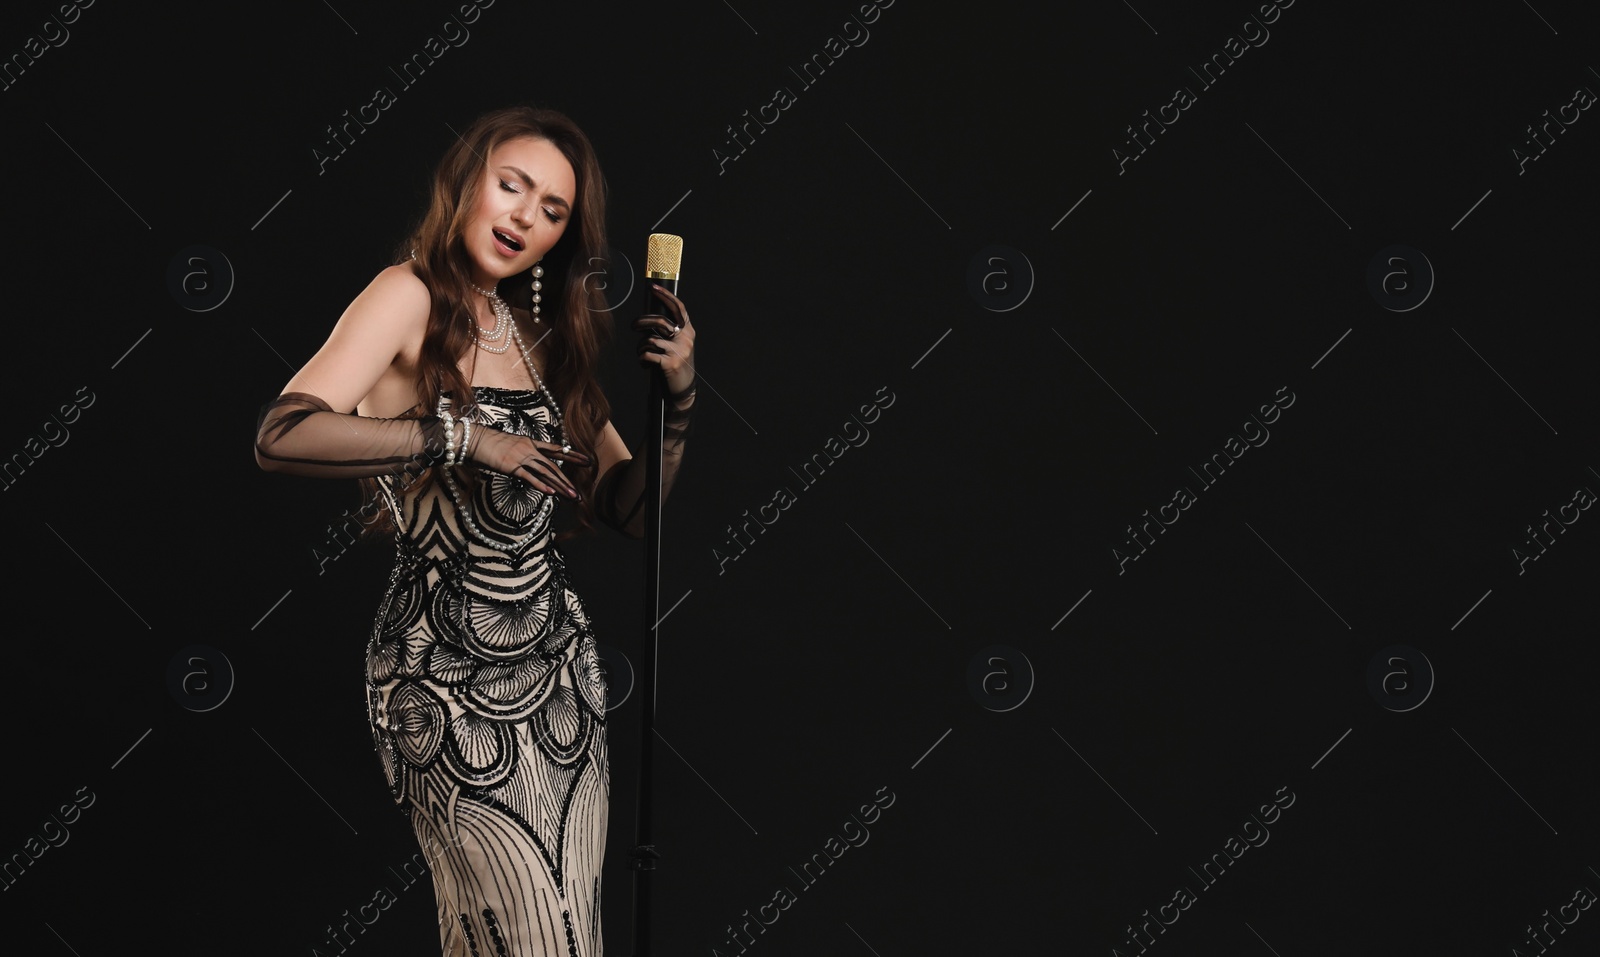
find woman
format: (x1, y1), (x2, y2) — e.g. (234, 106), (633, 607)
(254, 105), (697, 956)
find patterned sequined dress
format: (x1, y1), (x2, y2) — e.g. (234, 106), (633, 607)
(364, 386), (609, 957)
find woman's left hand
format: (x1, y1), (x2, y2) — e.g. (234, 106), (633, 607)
(637, 283), (696, 397)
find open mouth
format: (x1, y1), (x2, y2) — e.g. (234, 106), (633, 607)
(492, 228), (524, 252)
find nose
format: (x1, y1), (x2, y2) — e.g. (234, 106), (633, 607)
(510, 199), (536, 228)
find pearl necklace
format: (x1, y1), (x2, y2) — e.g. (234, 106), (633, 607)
(467, 294), (509, 349)
(467, 284), (514, 354)
(505, 318), (569, 454)
(468, 264), (542, 354)
(440, 459), (546, 551)
(466, 274), (568, 453)
(438, 269), (571, 552)
(438, 340), (567, 552)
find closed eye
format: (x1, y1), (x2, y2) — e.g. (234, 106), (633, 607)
(500, 181), (563, 224)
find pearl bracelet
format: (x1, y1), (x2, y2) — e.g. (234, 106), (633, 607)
(437, 399), (477, 469)
(439, 403), (457, 469)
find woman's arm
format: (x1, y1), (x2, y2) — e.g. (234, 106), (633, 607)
(590, 284), (698, 539)
(253, 265), (439, 478)
(590, 386), (697, 539)
(256, 265), (589, 497)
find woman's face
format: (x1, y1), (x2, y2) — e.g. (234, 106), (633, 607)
(465, 135), (576, 289)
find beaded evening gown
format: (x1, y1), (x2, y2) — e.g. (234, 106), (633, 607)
(258, 385), (609, 957)
(369, 386), (609, 957)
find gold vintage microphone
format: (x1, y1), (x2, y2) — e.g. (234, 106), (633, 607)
(645, 232), (683, 285)
(632, 231), (683, 956)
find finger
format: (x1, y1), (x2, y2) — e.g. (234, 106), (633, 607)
(543, 457), (581, 497)
(515, 458), (578, 497)
(549, 451), (589, 487)
(556, 448), (593, 465)
(650, 283), (684, 306)
(518, 464), (563, 496)
(510, 462), (555, 495)
(528, 457), (579, 497)
(649, 285), (687, 321)
(542, 466), (581, 499)
(540, 442), (592, 464)
(635, 317), (678, 339)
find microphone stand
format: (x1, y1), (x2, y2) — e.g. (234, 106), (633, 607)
(630, 290), (670, 956)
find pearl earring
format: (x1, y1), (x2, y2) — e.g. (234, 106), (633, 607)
(531, 261), (543, 323)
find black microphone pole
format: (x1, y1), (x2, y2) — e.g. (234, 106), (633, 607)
(630, 233), (681, 957)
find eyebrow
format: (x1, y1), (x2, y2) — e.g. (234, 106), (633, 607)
(498, 165), (571, 211)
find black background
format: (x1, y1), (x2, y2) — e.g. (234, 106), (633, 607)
(1, 0), (1597, 954)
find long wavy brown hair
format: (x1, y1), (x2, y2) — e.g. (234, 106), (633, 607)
(359, 104), (614, 543)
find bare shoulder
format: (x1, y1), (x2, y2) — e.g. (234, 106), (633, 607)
(335, 262), (432, 360)
(353, 262), (431, 329)
(280, 261), (435, 415)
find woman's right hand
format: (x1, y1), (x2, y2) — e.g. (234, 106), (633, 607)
(466, 425), (591, 500)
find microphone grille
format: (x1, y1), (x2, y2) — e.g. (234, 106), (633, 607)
(646, 233), (683, 279)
